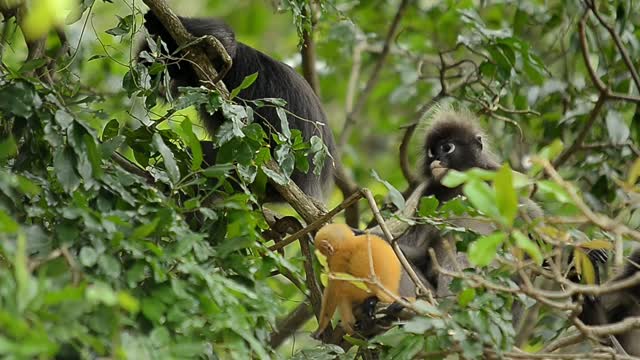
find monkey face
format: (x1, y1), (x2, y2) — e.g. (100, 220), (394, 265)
(425, 135), (483, 181)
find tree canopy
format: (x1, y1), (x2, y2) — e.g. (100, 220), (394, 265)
(0, 0), (639, 358)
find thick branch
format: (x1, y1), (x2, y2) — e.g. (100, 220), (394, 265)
(553, 94), (606, 168)
(300, 4), (320, 96)
(142, 0), (228, 96)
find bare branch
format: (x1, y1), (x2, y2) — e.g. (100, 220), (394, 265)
(553, 94), (606, 168)
(339, 0), (411, 148)
(585, 0), (640, 93)
(267, 190), (363, 252)
(362, 188), (435, 303)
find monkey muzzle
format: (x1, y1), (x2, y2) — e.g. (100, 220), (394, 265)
(430, 160), (448, 180)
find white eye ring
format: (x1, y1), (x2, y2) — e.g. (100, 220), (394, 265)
(442, 143), (455, 154)
(427, 148), (434, 158)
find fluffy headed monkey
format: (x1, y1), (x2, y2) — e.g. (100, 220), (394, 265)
(421, 108), (500, 202)
(312, 224), (402, 337)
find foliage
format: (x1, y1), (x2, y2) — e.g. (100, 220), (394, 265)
(0, 0), (639, 359)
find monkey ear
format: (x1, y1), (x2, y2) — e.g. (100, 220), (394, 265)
(475, 135), (483, 150)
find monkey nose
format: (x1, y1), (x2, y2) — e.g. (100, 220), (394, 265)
(430, 160), (448, 180)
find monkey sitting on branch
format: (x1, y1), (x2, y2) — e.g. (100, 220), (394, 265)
(312, 223), (402, 338)
(392, 107), (544, 297)
(140, 11), (337, 203)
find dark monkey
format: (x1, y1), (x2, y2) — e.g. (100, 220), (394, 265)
(421, 109), (500, 202)
(396, 109), (542, 297)
(578, 249), (640, 356)
(141, 12), (336, 202)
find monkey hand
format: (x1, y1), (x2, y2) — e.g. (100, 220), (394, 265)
(317, 239), (334, 256)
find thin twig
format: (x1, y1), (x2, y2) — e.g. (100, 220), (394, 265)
(361, 188), (435, 303)
(267, 191), (363, 252)
(585, 0), (640, 93)
(339, 0), (410, 148)
(540, 158), (640, 242)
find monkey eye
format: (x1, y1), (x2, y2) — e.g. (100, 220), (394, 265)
(441, 143), (455, 154)
(427, 148), (434, 158)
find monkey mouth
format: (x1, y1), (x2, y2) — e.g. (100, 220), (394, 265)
(430, 161), (449, 180)
(431, 167), (448, 180)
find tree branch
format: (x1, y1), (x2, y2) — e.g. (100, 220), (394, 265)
(339, 0), (410, 149)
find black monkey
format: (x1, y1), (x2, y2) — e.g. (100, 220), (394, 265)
(141, 11), (336, 202)
(579, 249), (640, 356)
(421, 109), (499, 202)
(396, 109), (542, 296)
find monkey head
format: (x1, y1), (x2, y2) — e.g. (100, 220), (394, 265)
(314, 223), (355, 257)
(422, 110), (498, 182)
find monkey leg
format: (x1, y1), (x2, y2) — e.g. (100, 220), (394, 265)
(312, 282), (337, 339)
(338, 299), (357, 334)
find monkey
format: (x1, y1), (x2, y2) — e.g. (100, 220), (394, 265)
(394, 108), (543, 303)
(578, 249), (640, 356)
(312, 223), (402, 337)
(140, 11), (336, 203)
(420, 109), (500, 201)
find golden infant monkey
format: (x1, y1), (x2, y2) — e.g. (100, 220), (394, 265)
(312, 223), (402, 337)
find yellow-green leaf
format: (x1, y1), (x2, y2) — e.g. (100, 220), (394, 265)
(494, 164), (518, 227)
(574, 249), (596, 285)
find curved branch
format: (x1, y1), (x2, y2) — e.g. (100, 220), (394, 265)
(339, 0), (411, 148)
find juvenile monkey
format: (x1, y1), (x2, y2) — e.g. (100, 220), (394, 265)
(313, 224), (402, 337)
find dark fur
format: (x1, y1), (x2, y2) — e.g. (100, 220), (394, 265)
(141, 12), (336, 201)
(579, 249), (640, 356)
(422, 111), (499, 202)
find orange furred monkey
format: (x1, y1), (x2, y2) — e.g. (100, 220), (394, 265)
(312, 224), (402, 337)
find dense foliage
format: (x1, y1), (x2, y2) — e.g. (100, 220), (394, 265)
(0, 0), (638, 359)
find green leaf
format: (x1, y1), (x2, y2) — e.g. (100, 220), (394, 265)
(0, 210), (19, 234)
(262, 165), (289, 185)
(202, 163), (234, 178)
(536, 180), (572, 203)
(531, 140), (563, 175)
(79, 246), (98, 267)
(458, 287), (476, 307)
(53, 146), (81, 193)
(574, 249), (596, 285)
(230, 72), (258, 99)
(130, 217), (161, 241)
(468, 232), (507, 266)
(418, 196), (439, 216)
(276, 107), (291, 141)
(117, 291), (140, 313)
(494, 164), (518, 227)
(441, 169), (468, 188)
(181, 119), (203, 171)
(606, 110), (630, 144)
(512, 230), (542, 265)
(463, 179), (499, 219)
(372, 170), (405, 210)
(86, 282), (118, 306)
(0, 136), (17, 160)
(152, 133), (180, 184)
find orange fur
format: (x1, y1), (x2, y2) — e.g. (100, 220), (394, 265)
(313, 224), (402, 336)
